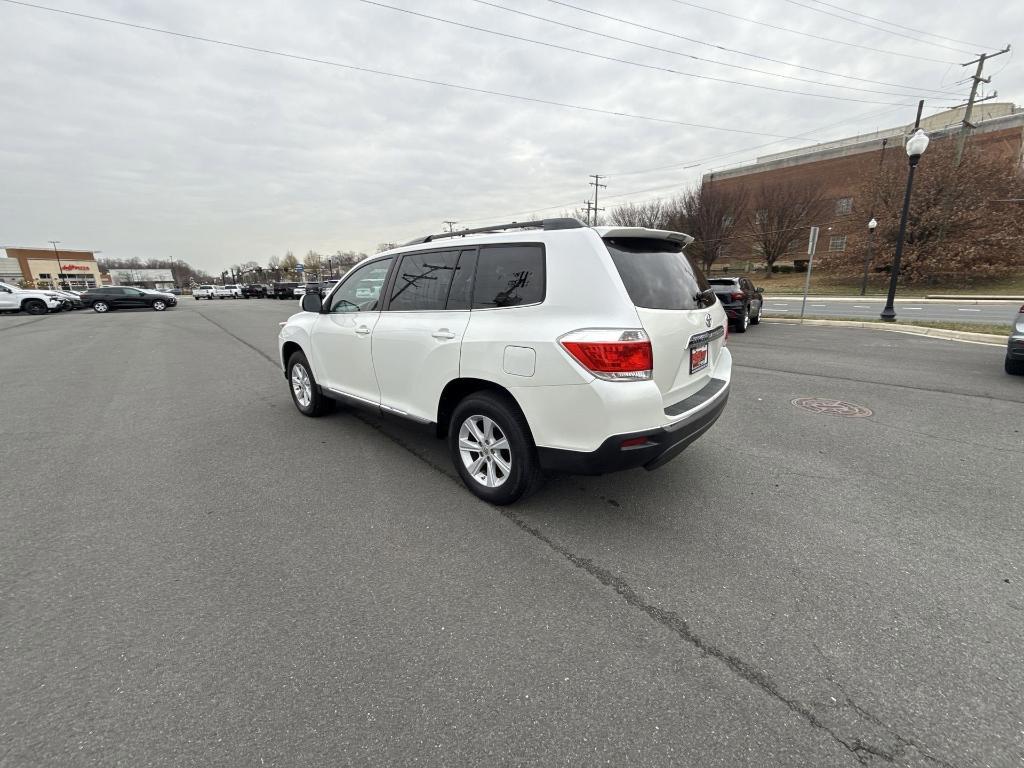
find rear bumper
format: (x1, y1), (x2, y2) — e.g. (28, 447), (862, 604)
(536, 376), (730, 475)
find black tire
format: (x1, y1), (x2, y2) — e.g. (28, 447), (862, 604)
(1006, 356), (1024, 376)
(750, 302), (762, 325)
(286, 351), (334, 416)
(23, 299), (48, 316)
(152, 299), (167, 311)
(733, 305), (750, 333)
(448, 391), (544, 505)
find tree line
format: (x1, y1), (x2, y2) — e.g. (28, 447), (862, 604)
(595, 138), (1023, 283)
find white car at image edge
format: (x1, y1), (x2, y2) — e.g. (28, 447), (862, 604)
(278, 219), (731, 504)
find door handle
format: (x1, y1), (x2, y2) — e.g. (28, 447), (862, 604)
(432, 329), (456, 340)
(355, 325), (371, 336)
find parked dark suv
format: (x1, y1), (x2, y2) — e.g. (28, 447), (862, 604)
(79, 287), (178, 313)
(271, 282), (299, 300)
(708, 277), (763, 333)
(242, 284), (269, 298)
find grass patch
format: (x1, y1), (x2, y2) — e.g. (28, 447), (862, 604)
(784, 315), (1011, 336)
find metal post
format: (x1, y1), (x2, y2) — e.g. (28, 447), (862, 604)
(48, 240), (64, 289)
(800, 226), (819, 322)
(860, 227), (876, 296)
(880, 163), (918, 322)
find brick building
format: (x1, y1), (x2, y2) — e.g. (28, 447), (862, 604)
(702, 104), (1024, 270)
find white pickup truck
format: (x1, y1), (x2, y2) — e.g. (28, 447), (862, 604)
(215, 284), (243, 299)
(0, 281), (64, 315)
(192, 284), (216, 300)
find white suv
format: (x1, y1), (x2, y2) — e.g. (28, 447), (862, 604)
(0, 281), (63, 315)
(279, 219), (731, 504)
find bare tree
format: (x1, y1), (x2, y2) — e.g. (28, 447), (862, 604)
(279, 251), (298, 279)
(854, 140), (1024, 283)
(608, 200), (669, 228)
(746, 179), (828, 278)
(679, 182), (749, 273)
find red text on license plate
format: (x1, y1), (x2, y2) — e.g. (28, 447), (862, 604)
(690, 344), (709, 374)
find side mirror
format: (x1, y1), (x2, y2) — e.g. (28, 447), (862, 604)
(301, 292), (323, 313)
(755, 287), (763, 294)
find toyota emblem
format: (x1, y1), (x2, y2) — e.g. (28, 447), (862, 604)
(704, 313), (712, 328)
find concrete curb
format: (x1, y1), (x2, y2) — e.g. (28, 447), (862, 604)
(765, 295), (1020, 305)
(764, 317), (1006, 345)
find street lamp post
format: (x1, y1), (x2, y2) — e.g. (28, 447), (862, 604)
(48, 240), (65, 289)
(860, 218), (878, 296)
(880, 129), (929, 321)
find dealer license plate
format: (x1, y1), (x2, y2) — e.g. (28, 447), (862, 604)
(690, 343), (709, 374)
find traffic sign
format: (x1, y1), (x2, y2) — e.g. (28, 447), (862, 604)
(296, 264), (304, 272)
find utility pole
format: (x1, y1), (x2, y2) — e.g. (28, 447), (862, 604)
(583, 200), (594, 226)
(589, 174), (606, 226)
(48, 240), (65, 289)
(443, 220), (458, 233)
(954, 46), (1010, 166)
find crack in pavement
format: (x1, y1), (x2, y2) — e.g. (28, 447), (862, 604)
(210, 315), (957, 767)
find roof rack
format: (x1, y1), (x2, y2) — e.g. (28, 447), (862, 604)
(402, 217), (584, 246)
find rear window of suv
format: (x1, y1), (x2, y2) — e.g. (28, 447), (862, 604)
(604, 238), (712, 310)
(472, 244), (545, 309)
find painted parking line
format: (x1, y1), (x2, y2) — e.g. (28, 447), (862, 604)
(957, 308), (982, 312)
(904, 307), (923, 310)
(810, 304), (827, 307)
(853, 305), (870, 309)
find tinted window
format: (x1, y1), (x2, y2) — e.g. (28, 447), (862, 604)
(605, 238), (712, 310)
(328, 257), (393, 313)
(446, 249), (477, 310)
(472, 245), (544, 309)
(708, 278), (739, 287)
(389, 250), (459, 311)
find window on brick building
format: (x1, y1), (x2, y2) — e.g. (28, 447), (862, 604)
(835, 197), (853, 215)
(828, 235), (848, 252)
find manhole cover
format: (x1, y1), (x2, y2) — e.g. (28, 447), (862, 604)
(791, 397), (873, 418)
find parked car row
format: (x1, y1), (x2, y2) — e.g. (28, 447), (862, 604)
(0, 282), (180, 314)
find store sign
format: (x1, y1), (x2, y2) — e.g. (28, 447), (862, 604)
(62, 264), (91, 271)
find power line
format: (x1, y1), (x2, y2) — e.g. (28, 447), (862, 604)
(654, 0), (956, 64)
(457, 104), (932, 224)
(468, 0), (954, 99)
(775, 0), (983, 54)
(0, 0), (813, 140)
(602, 105), (909, 178)
(543, 0), (959, 92)
(358, 0), (936, 106)
(791, 0), (996, 50)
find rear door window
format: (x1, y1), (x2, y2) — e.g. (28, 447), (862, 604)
(605, 238), (712, 310)
(472, 244), (545, 309)
(388, 250), (460, 312)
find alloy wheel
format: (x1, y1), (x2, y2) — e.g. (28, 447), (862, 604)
(458, 415), (512, 488)
(291, 363), (312, 407)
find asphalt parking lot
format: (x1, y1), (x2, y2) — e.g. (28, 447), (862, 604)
(2, 300), (1022, 768)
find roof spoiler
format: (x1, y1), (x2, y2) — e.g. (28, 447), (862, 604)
(599, 227), (695, 247)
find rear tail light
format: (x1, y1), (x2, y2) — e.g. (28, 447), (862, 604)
(560, 329), (653, 381)
(730, 291), (745, 302)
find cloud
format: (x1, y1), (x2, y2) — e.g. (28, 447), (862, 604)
(1, 0), (1018, 271)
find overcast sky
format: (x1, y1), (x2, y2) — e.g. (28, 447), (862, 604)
(1, 0), (1020, 272)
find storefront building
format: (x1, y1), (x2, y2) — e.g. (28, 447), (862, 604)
(1, 247), (102, 290)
